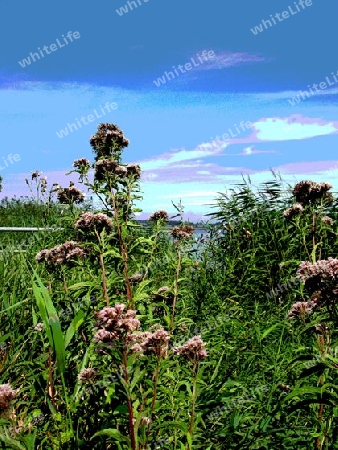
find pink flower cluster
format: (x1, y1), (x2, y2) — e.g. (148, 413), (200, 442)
(171, 224), (194, 240)
(173, 335), (207, 362)
(283, 203), (304, 219)
(36, 241), (85, 266)
(90, 123), (129, 160)
(57, 185), (85, 204)
(287, 300), (317, 318)
(149, 210), (169, 222)
(129, 329), (170, 358)
(93, 304), (140, 345)
(292, 180), (332, 205)
(75, 212), (113, 235)
(297, 258), (338, 283)
(0, 383), (16, 412)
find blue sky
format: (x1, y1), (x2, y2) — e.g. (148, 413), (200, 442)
(1, 0), (338, 219)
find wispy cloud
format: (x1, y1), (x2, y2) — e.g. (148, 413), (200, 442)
(239, 146), (277, 156)
(140, 144), (227, 171)
(194, 51), (267, 71)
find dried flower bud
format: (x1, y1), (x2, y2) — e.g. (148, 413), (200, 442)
(57, 185), (85, 204)
(78, 368), (95, 384)
(126, 164), (141, 179)
(128, 273), (143, 284)
(73, 158), (91, 169)
(140, 416), (152, 426)
(322, 216), (333, 226)
(31, 171), (41, 180)
(292, 180), (332, 205)
(149, 210), (169, 222)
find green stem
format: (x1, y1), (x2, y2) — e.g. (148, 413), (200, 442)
(95, 230), (110, 306)
(144, 362), (160, 449)
(170, 245), (182, 331)
(123, 349), (137, 450)
(187, 362), (199, 449)
(110, 188), (133, 307)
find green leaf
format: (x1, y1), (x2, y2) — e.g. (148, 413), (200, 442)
(0, 433), (26, 450)
(0, 299), (29, 314)
(209, 350), (226, 383)
(32, 271), (65, 376)
(91, 428), (130, 444)
(64, 310), (85, 349)
(186, 432), (193, 449)
(284, 386), (330, 402)
(103, 249), (122, 258)
(260, 323), (282, 341)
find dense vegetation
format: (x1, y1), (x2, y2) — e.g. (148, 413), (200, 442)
(0, 123), (338, 449)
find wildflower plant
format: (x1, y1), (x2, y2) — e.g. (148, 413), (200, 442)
(22, 123), (208, 449)
(284, 181), (338, 450)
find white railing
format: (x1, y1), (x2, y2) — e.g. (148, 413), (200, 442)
(0, 227), (63, 232)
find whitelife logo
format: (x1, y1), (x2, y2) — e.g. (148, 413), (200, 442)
(209, 121), (253, 147)
(250, 0), (313, 35)
(116, 0), (150, 16)
(153, 50), (215, 87)
(288, 70), (338, 105)
(0, 154), (21, 171)
(56, 102), (118, 139)
(18, 31), (81, 68)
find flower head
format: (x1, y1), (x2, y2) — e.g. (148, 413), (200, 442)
(287, 300), (317, 318)
(126, 164), (141, 180)
(35, 241), (86, 267)
(283, 203), (304, 219)
(130, 329), (170, 358)
(57, 185), (85, 204)
(297, 258), (338, 283)
(322, 216), (334, 226)
(73, 158), (91, 169)
(171, 224), (194, 240)
(78, 368), (95, 384)
(93, 304), (140, 346)
(149, 210), (169, 222)
(90, 123), (129, 161)
(292, 180), (332, 205)
(75, 212), (113, 235)
(173, 335), (207, 362)
(0, 384), (16, 412)
(94, 159), (119, 182)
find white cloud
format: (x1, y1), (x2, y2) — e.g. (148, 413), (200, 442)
(254, 118), (336, 141)
(140, 145), (226, 171)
